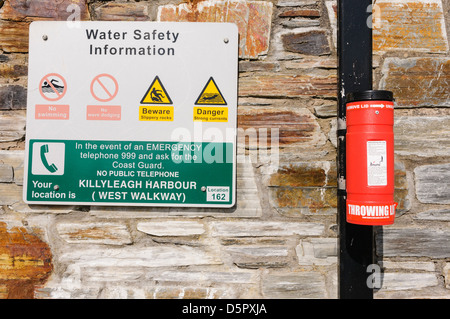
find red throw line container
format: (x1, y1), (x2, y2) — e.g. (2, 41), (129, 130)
(346, 90), (397, 225)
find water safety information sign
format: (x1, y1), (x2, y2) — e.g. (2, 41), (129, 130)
(23, 21), (238, 207)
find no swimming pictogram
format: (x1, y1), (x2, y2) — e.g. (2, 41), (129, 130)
(39, 73), (67, 101)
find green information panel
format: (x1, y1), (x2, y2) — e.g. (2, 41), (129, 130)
(26, 140), (234, 207)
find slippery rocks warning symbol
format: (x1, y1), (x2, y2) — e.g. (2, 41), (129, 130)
(195, 77), (227, 105)
(140, 76), (173, 104)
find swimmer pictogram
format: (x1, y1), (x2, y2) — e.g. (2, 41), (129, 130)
(42, 79), (64, 93)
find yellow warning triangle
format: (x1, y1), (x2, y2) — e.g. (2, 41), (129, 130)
(195, 77), (227, 105)
(141, 76), (173, 104)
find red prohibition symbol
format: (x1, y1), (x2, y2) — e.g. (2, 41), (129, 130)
(39, 73), (67, 101)
(90, 73), (119, 102)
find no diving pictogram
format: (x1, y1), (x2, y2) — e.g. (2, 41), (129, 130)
(39, 73), (67, 101)
(90, 74), (119, 102)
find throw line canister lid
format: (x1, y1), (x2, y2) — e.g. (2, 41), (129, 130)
(346, 90), (394, 103)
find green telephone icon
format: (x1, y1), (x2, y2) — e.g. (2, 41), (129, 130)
(40, 144), (58, 173)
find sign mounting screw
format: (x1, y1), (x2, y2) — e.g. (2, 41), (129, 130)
(42, 35), (48, 41)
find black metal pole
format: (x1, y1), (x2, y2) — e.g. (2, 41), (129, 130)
(337, 0), (374, 299)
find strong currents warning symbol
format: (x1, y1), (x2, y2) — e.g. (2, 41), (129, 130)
(141, 76), (173, 104)
(195, 77), (227, 105)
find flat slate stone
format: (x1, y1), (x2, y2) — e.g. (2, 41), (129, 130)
(281, 30), (330, 56)
(376, 228), (450, 258)
(373, 0), (448, 53)
(380, 58), (450, 107)
(394, 116), (450, 157)
(414, 163), (450, 204)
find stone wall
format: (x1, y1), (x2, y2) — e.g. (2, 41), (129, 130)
(0, 0), (449, 299)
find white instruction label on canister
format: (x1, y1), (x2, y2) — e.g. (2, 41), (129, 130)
(367, 141), (387, 186)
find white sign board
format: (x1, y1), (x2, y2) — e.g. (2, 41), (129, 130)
(23, 21), (238, 207)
